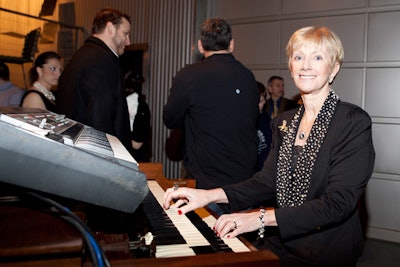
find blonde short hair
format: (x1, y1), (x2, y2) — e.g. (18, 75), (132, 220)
(286, 26), (344, 70)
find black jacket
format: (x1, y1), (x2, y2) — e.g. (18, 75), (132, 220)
(57, 36), (131, 152)
(163, 53), (259, 189)
(223, 101), (375, 265)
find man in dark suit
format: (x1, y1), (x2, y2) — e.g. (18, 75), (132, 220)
(57, 8), (132, 153)
(265, 75), (298, 118)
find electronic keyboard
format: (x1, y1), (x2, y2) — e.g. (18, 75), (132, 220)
(0, 106), (148, 213)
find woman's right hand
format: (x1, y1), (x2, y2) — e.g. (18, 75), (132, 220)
(163, 187), (227, 215)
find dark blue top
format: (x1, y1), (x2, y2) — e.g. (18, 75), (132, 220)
(256, 108), (272, 171)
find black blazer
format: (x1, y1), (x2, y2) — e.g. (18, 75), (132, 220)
(223, 100), (375, 265)
(57, 36), (131, 152)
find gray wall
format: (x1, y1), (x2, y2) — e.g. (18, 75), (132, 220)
(209, 0), (400, 243)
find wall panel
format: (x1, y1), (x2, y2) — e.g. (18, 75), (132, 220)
(215, 0), (280, 19)
(282, 0), (366, 14)
(366, 178), (400, 242)
(332, 68), (364, 106)
(232, 22), (280, 65)
(366, 68), (400, 117)
(372, 124), (400, 174)
(368, 11), (400, 61)
(370, 0), (400, 6)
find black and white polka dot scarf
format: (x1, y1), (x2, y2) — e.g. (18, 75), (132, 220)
(276, 89), (339, 207)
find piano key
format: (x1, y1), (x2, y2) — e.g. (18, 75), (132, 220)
(156, 244), (196, 258)
(202, 215), (251, 253)
(146, 180), (251, 256)
(141, 192), (186, 246)
(147, 181), (210, 247)
(185, 210), (233, 253)
(107, 133), (138, 164)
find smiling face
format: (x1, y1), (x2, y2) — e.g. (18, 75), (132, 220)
(289, 44), (340, 95)
(286, 26), (343, 97)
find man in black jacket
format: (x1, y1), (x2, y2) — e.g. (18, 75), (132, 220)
(57, 8), (132, 153)
(163, 18), (259, 215)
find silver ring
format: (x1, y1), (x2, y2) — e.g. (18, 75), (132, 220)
(173, 184), (179, 191)
(233, 220), (237, 229)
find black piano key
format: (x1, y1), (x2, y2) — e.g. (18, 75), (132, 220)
(185, 211), (233, 253)
(60, 122), (84, 139)
(141, 192), (186, 246)
(191, 245), (216, 255)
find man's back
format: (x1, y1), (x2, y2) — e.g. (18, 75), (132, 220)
(164, 53), (259, 189)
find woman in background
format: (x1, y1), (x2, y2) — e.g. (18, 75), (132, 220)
(20, 51), (62, 112)
(256, 81), (272, 172)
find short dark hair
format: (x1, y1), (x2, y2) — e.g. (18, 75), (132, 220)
(200, 18), (232, 51)
(91, 8), (131, 34)
(0, 62), (10, 81)
(267, 75), (283, 87)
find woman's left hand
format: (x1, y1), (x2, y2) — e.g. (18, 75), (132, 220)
(214, 210), (260, 238)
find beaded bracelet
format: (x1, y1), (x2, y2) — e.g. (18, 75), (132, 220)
(257, 208), (266, 239)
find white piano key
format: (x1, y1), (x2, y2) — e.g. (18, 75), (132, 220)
(107, 133), (138, 164)
(148, 181), (210, 247)
(156, 244), (196, 258)
(202, 215), (251, 253)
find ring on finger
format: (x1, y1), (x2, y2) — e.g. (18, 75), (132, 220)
(233, 220), (237, 229)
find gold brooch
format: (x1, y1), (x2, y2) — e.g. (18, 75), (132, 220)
(278, 120), (288, 133)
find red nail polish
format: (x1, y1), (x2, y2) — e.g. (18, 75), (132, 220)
(178, 210), (182, 215)
(227, 235), (230, 238)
